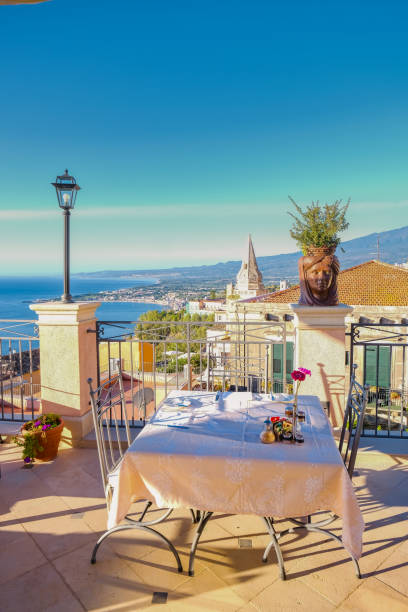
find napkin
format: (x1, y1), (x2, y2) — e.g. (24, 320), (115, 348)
(270, 392), (294, 401)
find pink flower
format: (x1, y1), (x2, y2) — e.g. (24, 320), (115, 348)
(298, 367), (311, 376)
(291, 370), (306, 381)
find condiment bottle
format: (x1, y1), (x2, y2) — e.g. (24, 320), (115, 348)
(260, 418), (276, 444)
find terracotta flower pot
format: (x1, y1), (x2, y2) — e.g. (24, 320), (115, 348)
(22, 419), (64, 461)
(306, 245), (335, 257)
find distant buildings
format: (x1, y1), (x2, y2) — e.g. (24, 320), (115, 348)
(197, 236), (408, 397)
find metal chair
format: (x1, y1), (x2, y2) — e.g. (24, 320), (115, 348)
(132, 386), (154, 421)
(339, 363), (369, 478)
(262, 364), (369, 580)
(87, 375), (182, 572)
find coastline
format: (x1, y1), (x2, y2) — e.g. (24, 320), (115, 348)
(31, 297), (169, 306)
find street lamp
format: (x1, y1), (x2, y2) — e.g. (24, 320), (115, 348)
(51, 169), (81, 303)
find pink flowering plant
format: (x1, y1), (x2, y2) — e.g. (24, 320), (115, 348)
(290, 367), (311, 406)
(13, 413), (61, 465)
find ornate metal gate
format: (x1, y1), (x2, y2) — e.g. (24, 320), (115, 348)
(350, 322), (408, 438)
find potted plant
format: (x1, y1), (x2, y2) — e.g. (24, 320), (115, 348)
(288, 197), (349, 306)
(288, 196), (350, 256)
(13, 413), (64, 467)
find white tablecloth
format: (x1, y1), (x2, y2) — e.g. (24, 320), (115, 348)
(108, 391), (364, 559)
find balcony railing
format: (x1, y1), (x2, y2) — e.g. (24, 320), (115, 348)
(96, 318), (290, 427)
(0, 320), (40, 422)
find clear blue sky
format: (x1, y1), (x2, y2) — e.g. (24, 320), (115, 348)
(1, 0), (407, 274)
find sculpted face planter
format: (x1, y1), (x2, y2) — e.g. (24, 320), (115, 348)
(298, 247), (340, 306)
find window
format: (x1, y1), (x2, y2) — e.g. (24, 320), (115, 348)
(272, 343), (294, 382)
(364, 345), (391, 388)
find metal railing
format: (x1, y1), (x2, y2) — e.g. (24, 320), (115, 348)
(349, 322), (408, 438)
(95, 319), (289, 427)
(0, 320), (40, 422)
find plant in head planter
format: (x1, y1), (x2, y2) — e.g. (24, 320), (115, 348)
(13, 413), (64, 467)
(288, 197), (350, 306)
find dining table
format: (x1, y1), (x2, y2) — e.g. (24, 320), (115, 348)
(107, 390), (364, 578)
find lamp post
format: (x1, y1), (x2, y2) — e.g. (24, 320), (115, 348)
(51, 169), (81, 303)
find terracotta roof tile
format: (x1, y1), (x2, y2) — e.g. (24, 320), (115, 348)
(242, 260), (408, 306)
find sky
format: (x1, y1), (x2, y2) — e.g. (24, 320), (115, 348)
(1, 0), (408, 274)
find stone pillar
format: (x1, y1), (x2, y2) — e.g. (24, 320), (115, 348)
(290, 303), (352, 427)
(29, 301), (101, 443)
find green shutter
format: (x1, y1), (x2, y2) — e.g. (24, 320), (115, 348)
(365, 346), (377, 386)
(273, 343), (294, 383)
(273, 344), (282, 375)
(364, 345), (391, 388)
(378, 346), (391, 388)
(286, 342), (294, 382)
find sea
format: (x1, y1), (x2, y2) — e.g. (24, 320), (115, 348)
(0, 276), (166, 346)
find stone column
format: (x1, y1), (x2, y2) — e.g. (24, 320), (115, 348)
(290, 303), (352, 427)
(29, 301), (101, 443)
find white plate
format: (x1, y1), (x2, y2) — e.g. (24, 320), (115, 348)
(176, 399), (191, 408)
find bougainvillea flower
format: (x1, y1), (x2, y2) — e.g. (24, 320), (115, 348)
(42, 424), (51, 431)
(298, 367), (311, 376)
(24, 456), (32, 463)
(291, 369), (306, 381)
(34, 420), (41, 427)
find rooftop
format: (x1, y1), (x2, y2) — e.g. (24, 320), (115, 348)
(1, 440), (407, 611)
(242, 260), (408, 306)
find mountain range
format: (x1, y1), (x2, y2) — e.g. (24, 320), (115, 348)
(77, 225), (408, 285)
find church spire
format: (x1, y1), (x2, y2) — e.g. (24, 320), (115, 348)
(235, 234), (265, 297)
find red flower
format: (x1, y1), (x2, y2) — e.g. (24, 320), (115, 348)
(298, 367), (311, 376)
(291, 369), (306, 381)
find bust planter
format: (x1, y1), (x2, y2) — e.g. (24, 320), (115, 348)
(288, 197), (349, 306)
(13, 414), (64, 466)
(298, 249), (340, 306)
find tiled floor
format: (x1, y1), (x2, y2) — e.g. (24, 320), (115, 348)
(0, 442), (407, 611)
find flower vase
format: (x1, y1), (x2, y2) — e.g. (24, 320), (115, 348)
(292, 401), (304, 443)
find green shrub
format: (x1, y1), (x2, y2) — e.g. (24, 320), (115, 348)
(288, 196), (350, 254)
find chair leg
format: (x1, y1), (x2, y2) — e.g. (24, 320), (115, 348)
(90, 523), (183, 573)
(188, 511), (213, 576)
(262, 517), (286, 580)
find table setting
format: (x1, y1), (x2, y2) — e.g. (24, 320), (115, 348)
(107, 378), (364, 570)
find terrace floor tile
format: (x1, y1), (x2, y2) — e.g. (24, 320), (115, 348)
(1, 441), (408, 611)
(337, 576), (408, 612)
(0, 562), (84, 612)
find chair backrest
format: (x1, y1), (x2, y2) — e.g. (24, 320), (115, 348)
(88, 374), (133, 493)
(133, 387), (154, 420)
(340, 364), (369, 478)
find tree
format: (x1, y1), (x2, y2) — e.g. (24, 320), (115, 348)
(134, 309), (215, 362)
